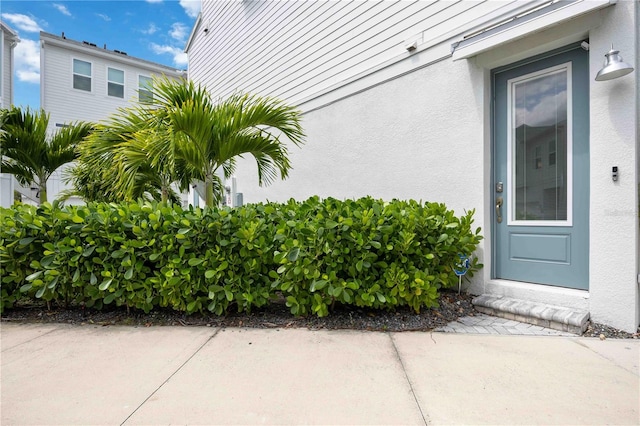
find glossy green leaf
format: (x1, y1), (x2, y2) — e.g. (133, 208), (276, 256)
(124, 268), (134, 280)
(326, 220), (338, 229)
(40, 255), (55, 267)
(99, 279), (113, 291)
(188, 258), (205, 266)
(18, 237), (36, 246)
(287, 247), (300, 262)
(111, 250), (126, 259)
(26, 271), (43, 281)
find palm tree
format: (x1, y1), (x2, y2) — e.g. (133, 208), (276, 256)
(77, 77), (305, 207)
(154, 77), (305, 206)
(71, 106), (183, 204)
(0, 107), (93, 204)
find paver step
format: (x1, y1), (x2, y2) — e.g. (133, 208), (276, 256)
(435, 314), (576, 336)
(472, 295), (589, 335)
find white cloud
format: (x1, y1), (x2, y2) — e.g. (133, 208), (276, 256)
(150, 21), (192, 67)
(515, 71), (570, 128)
(516, 90), (567, 128)
(180, 0), (201, 18)
(142, 23), (159, 35)
(53, 4), (72, 17)
(96, 13), (111, 22)
(14, 39), (40, 83)
(146, 0), (163, 3)
(169, 22), (188, 42)
(1, 13), (43, 33)
(17, 70), (40, 84)
(150, 43), (188, 67)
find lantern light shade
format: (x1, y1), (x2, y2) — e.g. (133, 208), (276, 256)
(595, 45), (634, 81)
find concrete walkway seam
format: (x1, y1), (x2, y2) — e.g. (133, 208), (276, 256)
(572, 339), (639, 376)
(119, 327), (222, 426)
(0, 325), (60, 352)
(388, 333), (430, 426)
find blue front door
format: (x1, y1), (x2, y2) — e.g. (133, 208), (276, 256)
(492, 45), (589, 290)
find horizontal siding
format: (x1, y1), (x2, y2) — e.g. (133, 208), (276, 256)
(188, 0), (518, 105)
(1, 35), (12, 107)
(263, 1), (476, 100)
(40, 40), (184, 199)
(204, 1), (339, 94)
(42, 42), (182, 130)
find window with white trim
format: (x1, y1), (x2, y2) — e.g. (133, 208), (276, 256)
(73, 59), (92, 92)
(138, 75), (153, 103)
(107, 67), (124, 98)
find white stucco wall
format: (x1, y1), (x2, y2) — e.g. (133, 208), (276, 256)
(587, 0), (639, 332)
(233, 56), (484, 213)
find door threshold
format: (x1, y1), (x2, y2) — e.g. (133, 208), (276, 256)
(479, 279), (589, 311)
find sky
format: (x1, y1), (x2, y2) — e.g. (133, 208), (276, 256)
(2, 0), (201, 110)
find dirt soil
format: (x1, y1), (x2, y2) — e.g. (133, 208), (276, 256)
(2, 291), (638, 338)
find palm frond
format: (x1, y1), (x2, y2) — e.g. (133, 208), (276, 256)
(0, 106), (93, 203)
(65, 78), (305, 207)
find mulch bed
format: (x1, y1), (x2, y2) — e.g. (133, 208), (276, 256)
(2, 290), (638, 338)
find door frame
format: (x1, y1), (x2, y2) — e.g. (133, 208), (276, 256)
(490, 42), (590, 289)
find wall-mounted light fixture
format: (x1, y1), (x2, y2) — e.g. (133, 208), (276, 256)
(405, 41), (417, 52)
(595, 45), (634, 81)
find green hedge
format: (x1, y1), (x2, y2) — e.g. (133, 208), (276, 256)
(0, 197), (482, 316)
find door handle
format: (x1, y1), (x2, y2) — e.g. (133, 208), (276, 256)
(496, 197), (503, 223)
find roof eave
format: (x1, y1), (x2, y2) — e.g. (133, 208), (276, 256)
(184, 13), (202, 54)
(0, 21), (20, 42)
(40, 31), (183, 76)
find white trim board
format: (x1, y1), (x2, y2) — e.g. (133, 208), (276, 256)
(452, 0), (615, 60)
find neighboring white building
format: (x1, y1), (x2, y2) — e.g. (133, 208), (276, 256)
(186, 0), (639, 332)
(39, 31), (187, 204)
(0, 21), (20, 208)
(0, 21), (19, 109)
